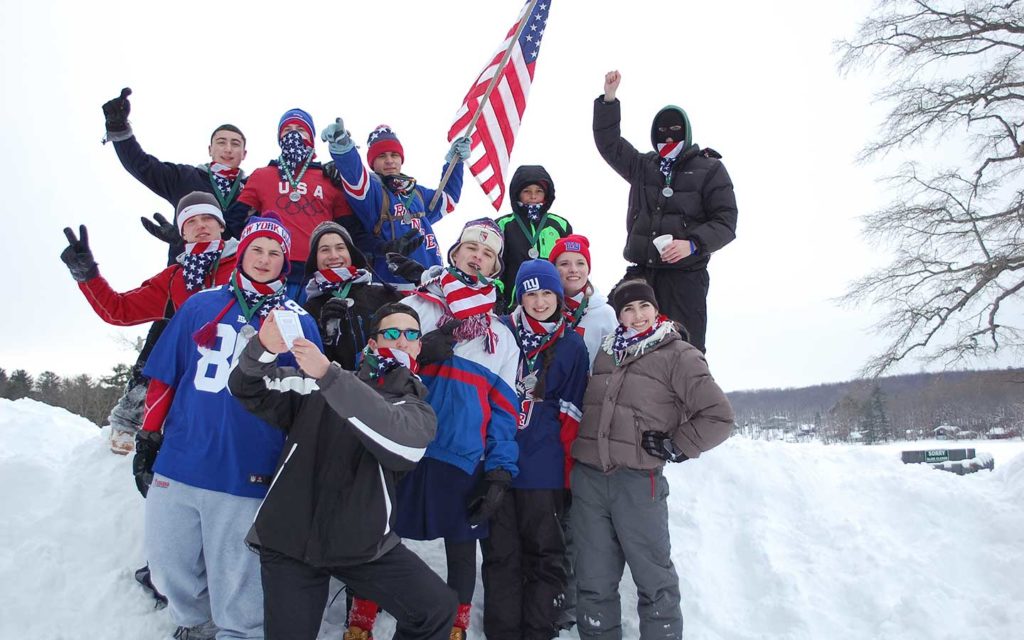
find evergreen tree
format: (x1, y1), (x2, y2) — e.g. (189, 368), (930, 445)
(34, 371), (62, 405)
(5, 370), (34, 400)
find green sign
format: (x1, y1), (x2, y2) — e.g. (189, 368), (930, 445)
(925, 450), (949, 463)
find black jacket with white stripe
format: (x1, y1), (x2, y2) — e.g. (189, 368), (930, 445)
(228, 336), (437, 568)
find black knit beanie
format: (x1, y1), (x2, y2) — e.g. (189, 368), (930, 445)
(611, 279), (659, 317)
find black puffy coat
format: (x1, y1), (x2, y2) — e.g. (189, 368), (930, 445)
(593, 97), (737, 271)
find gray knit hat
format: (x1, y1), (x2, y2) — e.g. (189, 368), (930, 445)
(174, 191), (224, 234)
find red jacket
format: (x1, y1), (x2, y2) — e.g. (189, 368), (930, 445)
(78, 252), (237, 326)
(235, 163), (353, 263)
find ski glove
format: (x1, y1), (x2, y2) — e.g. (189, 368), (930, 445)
(322, 161), (343, 188)
(60, 225), (99, 282)
(319, 297), (352, 344)
(445, 136), (472, 163)
(133, 430), (164, 498)
(386, 252), (426, 284)
(641, 430), (688, 463)
(467, 468), (512, 526)
(417, 320), (462, 366)
(140, 212), (182, 246)
(102, 87), (132, 133)
(321, 118), (354, 154)
(380, 229), (424, 257)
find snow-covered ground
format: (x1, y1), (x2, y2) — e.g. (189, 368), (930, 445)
(2, 397), (1022, 639)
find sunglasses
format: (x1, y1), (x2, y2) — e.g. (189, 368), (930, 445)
(376, 328), (422, 341)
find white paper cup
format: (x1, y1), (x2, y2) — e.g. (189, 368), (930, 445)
(653, 234), (673, 254)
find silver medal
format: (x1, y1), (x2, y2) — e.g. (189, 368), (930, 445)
(661, 186), (674, 198)
(528, 247), (540, 259)
(289, 191), (301, 202)
(523, 372), (538, 390)
(402, 213), (413, 224)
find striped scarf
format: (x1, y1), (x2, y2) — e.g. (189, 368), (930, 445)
(180, 240), (225, 291)
(191, 270), (285, 348)
(279, 130), (313, 174)
(657, 141), (685, 179)
(306, 266), (373, 299)
(429, 267), (498, 352)
(514, 307), (564, 359)
(563, 289), (589, 330)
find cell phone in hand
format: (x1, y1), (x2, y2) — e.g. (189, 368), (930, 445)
(274, 309), (304, 350)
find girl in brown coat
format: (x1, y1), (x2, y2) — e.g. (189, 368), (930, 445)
(569, 279), (734, 639)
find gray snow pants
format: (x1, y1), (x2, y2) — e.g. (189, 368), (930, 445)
(570, 463), (682, 639)
(145, 474), (264, 639)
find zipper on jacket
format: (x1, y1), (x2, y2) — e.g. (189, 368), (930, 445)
(634, 415), (645, 461)
(376, 462), (392, 538)
(253, 443), (297, 522)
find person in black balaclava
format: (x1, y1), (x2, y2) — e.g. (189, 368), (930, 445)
(592, 70), (738, 353)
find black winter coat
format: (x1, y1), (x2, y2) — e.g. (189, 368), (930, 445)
(228, 336), (437, 568)
(593, 97), (737, 271)
(302, 283), (402, 371)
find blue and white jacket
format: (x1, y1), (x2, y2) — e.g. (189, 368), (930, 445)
(143, 286), (321, 499)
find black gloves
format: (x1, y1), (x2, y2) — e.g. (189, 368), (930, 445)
(386, 252), (426, 285)
(467, 468), (512, 526)
(417, 320), (462, 366)
(140, 212), (182, 246)
(60, 225), (99, 282)
(102, 87), (132, 133)
(381, 229), (424, 257)
(319, 297), (352, 343)
(133, 430), (164, 498)
(641, 430), (688, 463)
(322, 160), (343, 189)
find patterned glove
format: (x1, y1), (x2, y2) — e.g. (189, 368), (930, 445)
(321, 117), (354, 154)
(641, 430), (688, 463)
(60, 225), (99, 282)
(133, 430), (164, 498)
(467, 468), (512, 526)
(140, 212), (182, 246)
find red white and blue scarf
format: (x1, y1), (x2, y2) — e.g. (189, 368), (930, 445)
(611, 314), (671, 364)
(657, 141), (685, 178)
(306, 266), (373, 299)
(180, 240), (225, 291)
(363, 345), (418, 384)
(420, 266), (499, 352)
(209, 162), (240, 198)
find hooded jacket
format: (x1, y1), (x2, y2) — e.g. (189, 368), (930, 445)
(572, 321), (734, 472)
(593, 97), (738, 271)
(494, 165), (573, 309)
(77, 239), (239, 325)
(228, 336), (437, 567)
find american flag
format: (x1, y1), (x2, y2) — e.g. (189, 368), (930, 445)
(447, 0), (550, 211)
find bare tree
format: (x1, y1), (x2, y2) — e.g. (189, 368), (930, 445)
(837, 0), (1024, 375)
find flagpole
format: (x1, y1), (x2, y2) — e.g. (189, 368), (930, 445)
(429, 0), (541, 212)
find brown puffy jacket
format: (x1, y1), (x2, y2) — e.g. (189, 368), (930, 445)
(572, 321), (734, 472)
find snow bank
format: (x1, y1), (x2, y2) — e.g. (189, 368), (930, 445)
(1, 399), (1022, 639)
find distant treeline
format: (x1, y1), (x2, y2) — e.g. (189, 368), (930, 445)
(0, 365), (130, 427)
(729, 368), (1024, 443)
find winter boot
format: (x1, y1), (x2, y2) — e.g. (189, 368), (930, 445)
(344, 597), (379, 639)
(108, 370), (149, 454)
(134, 564), (168, 609)
(170, 620), (217, 640)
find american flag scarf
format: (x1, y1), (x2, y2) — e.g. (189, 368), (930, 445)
(520, 202), (543, 223)
(180, 241), (225, 291)
(307, 266), (373, 298)
(612, 314), (671, 365)
(209, 162), (240, 198)
(426, 267), (498, 352)
(192, 270), (286, 348)
(657, 141), (685, 179)
(363, 345), (418, 385)
(514, 306), (564, 361)
(563, 289), (590, 330)
(279, 130), (313, 175)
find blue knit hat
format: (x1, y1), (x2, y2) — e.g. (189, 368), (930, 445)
(515, 259), (563, 305)
(278, 108), (315, 142)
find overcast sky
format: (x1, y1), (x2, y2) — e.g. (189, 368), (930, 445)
(2, 0), (1013, 392)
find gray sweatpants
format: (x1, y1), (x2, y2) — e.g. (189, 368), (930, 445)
(145, 474), (264, 639)
(570, 463), (682, 639)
